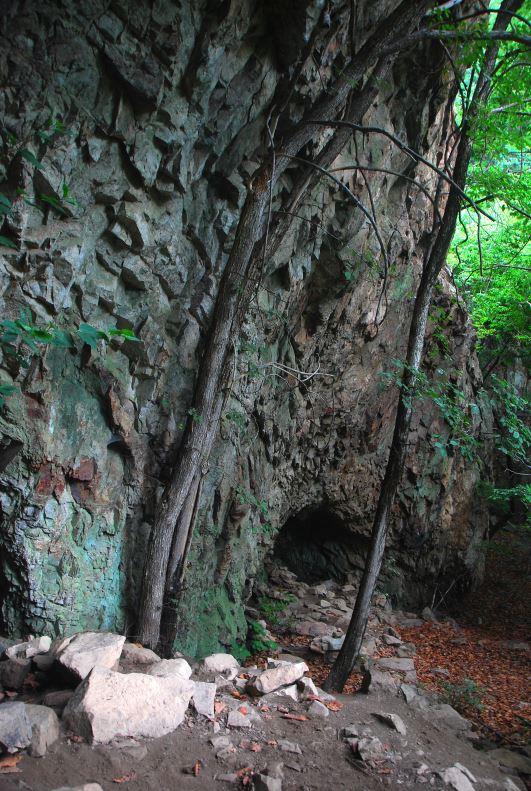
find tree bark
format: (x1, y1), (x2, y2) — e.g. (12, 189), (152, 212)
(324, 0), (522, 693)
(137, 0), (434, 648)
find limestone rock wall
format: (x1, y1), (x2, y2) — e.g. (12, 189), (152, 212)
(0, 0), (488, 655)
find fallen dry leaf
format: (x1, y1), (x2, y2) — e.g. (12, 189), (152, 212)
(238, 706), (248, 715)
(231, 690), (247, 700)
(239, 740), (261, 752)
(112, 771), (137, 783)
(23, 673), (40, 690)
(325, 700), (343, 711)
(182, 759), (203, 776)
(0, 755), (22, 770)
(281, 713), (307, 722)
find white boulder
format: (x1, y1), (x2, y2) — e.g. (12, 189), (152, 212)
(6, 636), (51, 660)
(247, 660), (308, 696)
(191, 681), (217, 718)
(54, 632), (126, 682)
(441, 766), (475, 791)
(52, 786), (103, 791)
(147, 658), (192, 679)
(120, 643), (161, 665)
(63, 667), (194, 743)
(199, 653), (239, 678)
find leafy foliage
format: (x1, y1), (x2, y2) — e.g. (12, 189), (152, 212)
(258, 595), (293, 626)
(234, 485), (273, 535)
(449, 5), (531, 369)
(0, 314), (140, 407)
(381, 361), (480, 461)
(440, 677), (486, 714)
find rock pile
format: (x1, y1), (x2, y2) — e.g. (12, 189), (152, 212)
(0, 570), (528, 791)
(0, 631), (342, 773)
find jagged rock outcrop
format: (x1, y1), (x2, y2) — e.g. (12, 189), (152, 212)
(0, 0), (489, 654)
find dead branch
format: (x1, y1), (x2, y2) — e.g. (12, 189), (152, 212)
(305, 119), (496, 221)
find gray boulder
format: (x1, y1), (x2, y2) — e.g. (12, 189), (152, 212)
(120, 643), (161, 665)
(43, 690), (74, 712)
(0, 702), (32, 753)
(26, 704), (60, 757)
(0, 657), (31, 689)
(376, 657), (415, 672)
(373, 711), (407, 735)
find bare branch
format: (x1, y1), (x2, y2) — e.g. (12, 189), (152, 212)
(491, 97), (531, 113)
(305, 119), (496, 221)
(452, 8), (531, 28)
(329, 164), (444, 223)
(384, 28), (531, 51)
(280, 152), (389, 274)
(273, 209), (342, 240)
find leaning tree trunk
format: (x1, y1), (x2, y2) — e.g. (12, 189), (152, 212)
(137, 0), (432, 649)
(324, 0), (522, 693)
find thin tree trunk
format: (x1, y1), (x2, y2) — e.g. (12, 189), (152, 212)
(137, 0), (432, 648)
(324, 0), (521, 692)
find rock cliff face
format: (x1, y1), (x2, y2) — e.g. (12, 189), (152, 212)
(0, 0), (488, 655)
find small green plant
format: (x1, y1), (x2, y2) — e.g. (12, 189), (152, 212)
(234, 485), (273, 535)
(258, 595), (293, 626)
(247, 619), (278, 654)
(224, 409), (247, 430)
(343, 250), (378, 282)
(440, 678), (486, 714)
(0, 116), (80, 248)
(427, 306), (451, 360)
(381, 360), (480, 461)
(0, 313), (140, 407)
(229, 640), (251, 663)
(176, 407), (204, 430)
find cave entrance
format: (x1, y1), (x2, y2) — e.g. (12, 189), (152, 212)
(273, 507), (369, 585)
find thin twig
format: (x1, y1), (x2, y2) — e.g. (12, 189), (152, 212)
(281, 152), (389, 274)
(329, 164), (444, 223)
(305, 119), (496, 221)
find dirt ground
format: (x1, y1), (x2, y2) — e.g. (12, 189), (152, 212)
(0, 683), (522, 791)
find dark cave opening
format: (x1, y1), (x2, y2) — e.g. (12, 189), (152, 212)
(273, 507), (370, 585)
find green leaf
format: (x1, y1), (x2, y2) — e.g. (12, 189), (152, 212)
(39, 194), (68, 215)
(77, 323), (107, 349)
(19, 149), (42, 169)
(0, 235), (17, 249)
(107, 328), (141, 342)
(51, 329), (74, 348)
(29, 328), (54, 343)
(0, 383), (17, 408)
